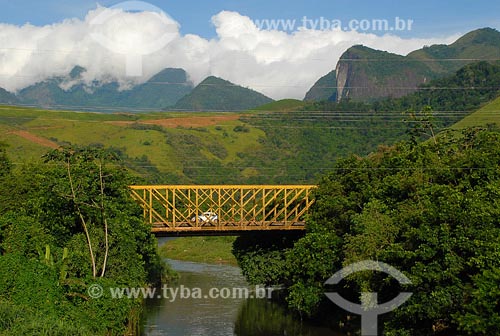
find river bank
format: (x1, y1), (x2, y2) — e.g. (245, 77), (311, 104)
(158, 237), (238, 266)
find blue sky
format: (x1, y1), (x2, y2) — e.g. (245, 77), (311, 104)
(0, 0), (499, 38)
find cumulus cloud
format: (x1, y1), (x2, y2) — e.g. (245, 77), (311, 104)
(0, 7), (460, 99)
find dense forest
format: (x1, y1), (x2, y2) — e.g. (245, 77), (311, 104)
(0, 145), (168, 335)
(233, 126), (500, 335)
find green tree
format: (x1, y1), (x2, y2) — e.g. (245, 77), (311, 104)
(0, 144), (167, 334)
(43, 146), (121, 278)
(0, 143), (11, 254)
(0, 143), (10, 178)
(403, 105), (438, 145)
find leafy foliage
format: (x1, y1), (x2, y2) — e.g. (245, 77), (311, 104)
(234, 128), (500, 335)
(0, 145), (168, 335)
(0, 143), (10, 178)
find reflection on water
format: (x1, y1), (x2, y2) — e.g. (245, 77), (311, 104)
(142, 259), (345, 336)
(235, 299), (344, 336)
(142, 260), (246, 336)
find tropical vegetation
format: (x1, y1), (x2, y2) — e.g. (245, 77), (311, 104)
(233, 124), (500, 335)
(0, 144), (168, 335)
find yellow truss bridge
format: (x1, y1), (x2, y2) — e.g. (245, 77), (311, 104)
(130, 185), (316, 235)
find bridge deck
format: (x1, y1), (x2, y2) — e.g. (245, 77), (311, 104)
(130, 185), (315, 234)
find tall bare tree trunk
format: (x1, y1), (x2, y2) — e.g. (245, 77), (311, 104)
(99, 162), (109, 278)
(67, 160), (97, 278)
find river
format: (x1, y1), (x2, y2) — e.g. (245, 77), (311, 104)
(141, 258), (346, 336)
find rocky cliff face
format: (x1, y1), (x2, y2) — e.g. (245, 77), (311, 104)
(335, 48), (430, 101)
(333, 45), (430, 102)
(335, 56), (351, 101)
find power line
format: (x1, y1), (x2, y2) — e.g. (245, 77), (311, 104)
(0, 112), (479, 125)
(0, 100), (496, 113)
(8, 161), (499, 172)
(0, 46), (499, 61)
(1, 72), (500, 89)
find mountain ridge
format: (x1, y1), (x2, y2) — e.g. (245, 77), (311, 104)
(16, 67), (193, 111)
(174, 76), (274, 111)
(1, 68), (274, 112)
(305, 27), (500, 102)
(0, 88), (19, 105)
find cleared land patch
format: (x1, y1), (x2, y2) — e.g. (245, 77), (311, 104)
(109, 114), (241, 128)
(8, 130), (59, 149)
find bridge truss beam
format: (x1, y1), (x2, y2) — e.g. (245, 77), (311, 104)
(130, 185), (316, 234)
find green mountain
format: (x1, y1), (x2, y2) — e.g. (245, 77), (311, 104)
(303, 70), (337, 101)
(174, 76), (273, 111)
(372, 61), (500, 120)
(17, 67), (193, 111)
(0, 88), (18, 105)
(306, 61), (500, 129)
(306, 28), (500, 102)
(119, 68), (193, 109)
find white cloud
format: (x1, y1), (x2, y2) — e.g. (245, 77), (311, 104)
(0, 7), (460, 100)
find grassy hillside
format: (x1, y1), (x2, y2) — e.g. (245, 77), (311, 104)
(250, 99), (306, 112)
(451, 96), (500, 129)
(159, 237), (237, 265)
(0, 106), (266, 183)
(409, 27), (500, 71)
(0, 103), (406, 184)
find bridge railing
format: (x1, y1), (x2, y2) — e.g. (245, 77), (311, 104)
(130, 185), (316, 233)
